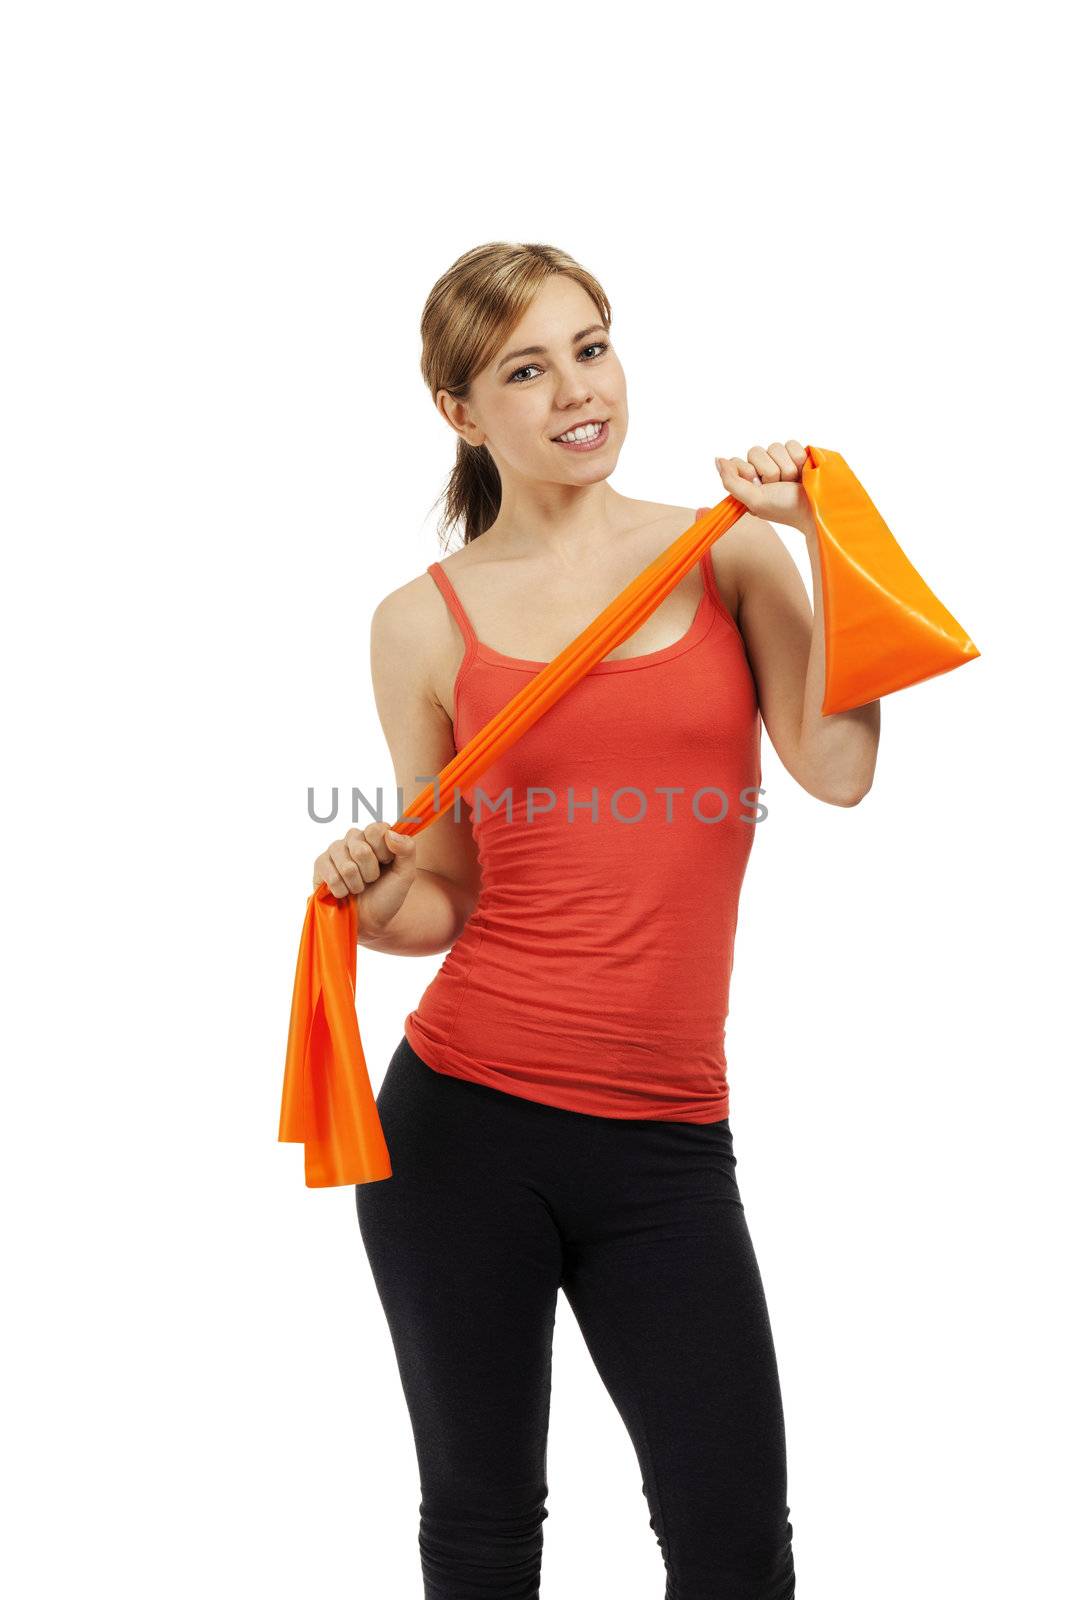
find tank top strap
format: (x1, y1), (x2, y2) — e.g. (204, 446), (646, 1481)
(693, 506), (738, 633)
(427, 561), (480, 651)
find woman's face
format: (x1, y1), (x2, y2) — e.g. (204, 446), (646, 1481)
(442, 274), (628, 488)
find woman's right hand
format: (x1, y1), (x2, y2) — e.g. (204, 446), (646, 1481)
(312, 822), (418, 937)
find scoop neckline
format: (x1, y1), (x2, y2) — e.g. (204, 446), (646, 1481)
(472, 587), (718, 673)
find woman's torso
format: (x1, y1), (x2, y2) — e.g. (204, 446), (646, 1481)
(425, 502), (745, 722)
(404, 502), (763, 1122)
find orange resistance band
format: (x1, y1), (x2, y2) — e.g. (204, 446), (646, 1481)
(279, 446), (979, 1188)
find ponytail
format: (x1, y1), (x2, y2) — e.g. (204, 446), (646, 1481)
(440, 437), (502, 546)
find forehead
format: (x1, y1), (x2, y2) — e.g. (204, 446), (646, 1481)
(506, 275), (601, 343)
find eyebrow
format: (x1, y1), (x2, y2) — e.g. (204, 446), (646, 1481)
(495, 324), (609, 372)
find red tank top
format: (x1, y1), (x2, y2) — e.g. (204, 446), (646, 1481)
(403, 515), (763, 1121)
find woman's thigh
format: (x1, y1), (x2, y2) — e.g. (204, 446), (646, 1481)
(355, 1039), (566, 1500)
(558, 1116), (795, 1600)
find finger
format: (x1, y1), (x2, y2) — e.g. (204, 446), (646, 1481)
(318, 856), (351, 898)
(329, 840), (373, 894)
(715, 456), (761, 509)
(348, 837), (384, 884)
(747, 445), (780, 482)
(785, 438), (809, 470)
(384, 827), (418, 870)
(356, 822), (398, 866)
(716, 454), (758, 485)
(766, 441), (799, 480)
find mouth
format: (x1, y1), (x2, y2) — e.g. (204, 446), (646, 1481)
(551, 419), (610, 452)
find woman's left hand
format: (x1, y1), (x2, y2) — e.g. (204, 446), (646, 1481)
(714, 440), (817, 536)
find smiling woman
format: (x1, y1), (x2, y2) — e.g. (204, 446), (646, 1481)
(292, 234), (977, 1599)
(283, 229), (980, 1599)
(329, 241), (801, 1600)
(420, 246), (627, 540)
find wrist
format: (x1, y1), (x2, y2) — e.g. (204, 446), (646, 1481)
(797, 507), (819, 545)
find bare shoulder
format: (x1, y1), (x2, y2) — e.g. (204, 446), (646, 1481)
(370, 565), (448, 639)
(701, 510), (790, 620)
(370, 561), (467, 721)
(370, 568), (451, 696)
(711, 511), (800, 583)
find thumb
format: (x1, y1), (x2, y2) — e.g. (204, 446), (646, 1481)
(386, 827), (416, 855)
(715, 456), (760, 511)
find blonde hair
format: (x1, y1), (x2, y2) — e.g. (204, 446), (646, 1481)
(420, 242), (612, 547)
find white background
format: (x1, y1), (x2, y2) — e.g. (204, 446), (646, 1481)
(3, 3), (1063, 1596)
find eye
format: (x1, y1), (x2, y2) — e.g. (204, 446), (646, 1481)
(507, 341), (610, 384)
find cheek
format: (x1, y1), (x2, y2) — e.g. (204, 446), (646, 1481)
(492, 407), (550, 464)
(607, 386), (627, 428)
(604, 374), (627, 413)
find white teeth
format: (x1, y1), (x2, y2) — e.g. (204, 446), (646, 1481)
(556, 422), (603, 443)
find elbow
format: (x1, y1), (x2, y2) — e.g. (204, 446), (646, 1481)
(799, 762), (873, 807)
(824, 776), (873, 807)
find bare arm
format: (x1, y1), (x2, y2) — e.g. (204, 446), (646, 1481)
(726, 512), (880, 806)
(355, 583), (482, 954)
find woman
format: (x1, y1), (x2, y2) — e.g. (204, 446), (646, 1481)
(316, 242), (880, 1600)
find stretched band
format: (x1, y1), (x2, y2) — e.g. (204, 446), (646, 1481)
(279, 446), (979, 1187)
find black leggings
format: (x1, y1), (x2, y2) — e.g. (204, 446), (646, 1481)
(356, 1036), (795, 1600)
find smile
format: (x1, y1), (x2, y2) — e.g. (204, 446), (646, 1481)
(552, 420), (609, 452)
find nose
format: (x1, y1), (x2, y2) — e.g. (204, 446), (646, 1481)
(555, 375), (595, 408)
